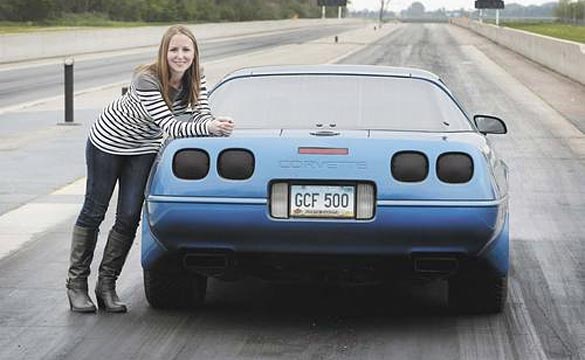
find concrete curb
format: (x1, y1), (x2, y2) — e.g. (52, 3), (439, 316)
(451, 17), (585, 86)
(0, 19), (365, 65)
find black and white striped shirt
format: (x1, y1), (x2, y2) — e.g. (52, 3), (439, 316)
(89, 72), (214, 155)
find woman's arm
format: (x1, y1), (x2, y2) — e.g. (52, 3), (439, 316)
(187, 73), (234, 136)
(190, 74), (213, 123)
(134, 73), (210, 137)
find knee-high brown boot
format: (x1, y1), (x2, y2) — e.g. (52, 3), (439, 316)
(66, 225), (99, 313)
(95, 229), (134, 313)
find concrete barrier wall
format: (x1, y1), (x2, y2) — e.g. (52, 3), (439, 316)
(0, 19), (356, 64)
(451, 17), (585, 86)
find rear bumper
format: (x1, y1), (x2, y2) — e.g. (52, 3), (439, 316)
(142, 197), (509, 278)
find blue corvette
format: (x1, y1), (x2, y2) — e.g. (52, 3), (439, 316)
(142, 65), (509, 313)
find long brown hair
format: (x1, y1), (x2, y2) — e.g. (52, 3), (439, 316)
(137, 25), (201, 108)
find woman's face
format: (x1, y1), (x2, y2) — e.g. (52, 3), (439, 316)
(167, 33), (195, 77)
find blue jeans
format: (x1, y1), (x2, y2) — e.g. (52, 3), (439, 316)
(76, 140), (156, 238)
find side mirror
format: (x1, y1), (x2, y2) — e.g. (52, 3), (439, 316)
(473, 115), (507, 135)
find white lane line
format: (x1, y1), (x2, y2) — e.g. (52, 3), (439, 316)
(0, 125), (77, 151)
(0, 177), (86, 260)
(51, 177), (86, 196)
(0, 203), (80, 259)
(0, 47), (155, 73)
(0, 81), (127, 116)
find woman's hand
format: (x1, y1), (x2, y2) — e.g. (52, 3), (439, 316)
(208, 117), (235, 136)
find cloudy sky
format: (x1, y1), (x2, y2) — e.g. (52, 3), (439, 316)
(348, 0), (555, 12)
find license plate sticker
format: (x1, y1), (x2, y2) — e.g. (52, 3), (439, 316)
(290, 185), (355, 218)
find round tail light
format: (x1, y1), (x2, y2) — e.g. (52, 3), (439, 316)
(173, 149), (209, 180)
(391, 151), (429, 182)
(437, 152), (473, 183)
(218, 149), (255, 180)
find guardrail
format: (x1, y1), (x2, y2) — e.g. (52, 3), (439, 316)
(451, 17), (585, 86)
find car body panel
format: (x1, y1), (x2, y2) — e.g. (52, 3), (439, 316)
(148, 133), (500, 201)
(142, 65), (509, 285)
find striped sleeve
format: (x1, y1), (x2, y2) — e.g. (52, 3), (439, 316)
(189, 75), (214, 124)
(134, 73), (209, 137)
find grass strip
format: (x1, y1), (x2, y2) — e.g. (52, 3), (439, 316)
(502, 22), (585, 44)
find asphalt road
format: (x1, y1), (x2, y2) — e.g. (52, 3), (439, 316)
(0, 23), (358, 109)
(341, 23), (585, 359)
(1, 23), (585, 359)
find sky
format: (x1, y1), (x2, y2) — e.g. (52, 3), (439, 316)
(347, 0), (555, 12)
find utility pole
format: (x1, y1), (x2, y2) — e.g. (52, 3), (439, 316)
(379, 0), (390, 26)
(379, 0), (384, 25)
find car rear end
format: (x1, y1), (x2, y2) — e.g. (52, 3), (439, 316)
(143, 131), (508, 280)
(141, 65), (509, 312)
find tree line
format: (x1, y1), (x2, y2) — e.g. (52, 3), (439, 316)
(353, 2), (563, 21)
(555, 0), (585, 23)
(0, 0), (324, 22)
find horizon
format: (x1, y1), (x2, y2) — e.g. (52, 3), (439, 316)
(347, 0), (557, 12)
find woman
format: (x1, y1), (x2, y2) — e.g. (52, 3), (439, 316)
(66, 25), (234, 313)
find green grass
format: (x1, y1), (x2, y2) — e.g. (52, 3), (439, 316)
(0, 22), (57, 33)
(502, 22), (585, 44)
(0, 14), (172, 34)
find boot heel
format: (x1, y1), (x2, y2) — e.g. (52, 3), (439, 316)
(66, 225), (99, 313)
(67, 283), (97, 313)
(95, 285), (127, 313)
(95, 293), (105, 310)
(96, 229), (133, 313)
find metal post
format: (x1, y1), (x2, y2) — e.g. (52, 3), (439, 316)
(322, 6), (326, 19)
(338, 6), (342, 19)
(496, 9), (500, 26)
(379, 0), (384, 27)
(479, 9), (483, 23)
(64, 58), (74, 124)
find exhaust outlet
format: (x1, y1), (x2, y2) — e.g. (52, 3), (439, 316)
(183, 253), (229, 270)
(414, 257), (458, 274)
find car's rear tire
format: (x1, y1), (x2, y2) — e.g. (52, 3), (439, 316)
(448, 275), (508, 314)
(144, 270), (207, 309)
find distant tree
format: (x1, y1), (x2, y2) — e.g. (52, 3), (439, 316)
(144, 0), (179, 22)
(192, 0), (221, 22)
(492, 2), (556, 19)
(0, 0), (17, 21)
(282, 0), (320, 18)
(99, 0), (147, 21)
(405, 2), (425, 17)
(555, 0), (585, 23)
(0, 0), (326, 23)
(14, 0), (55, 21)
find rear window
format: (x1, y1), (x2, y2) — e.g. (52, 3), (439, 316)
(209, 74), (472, 132)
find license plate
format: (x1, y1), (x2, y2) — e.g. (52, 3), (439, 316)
(290, 185), (355, 219)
